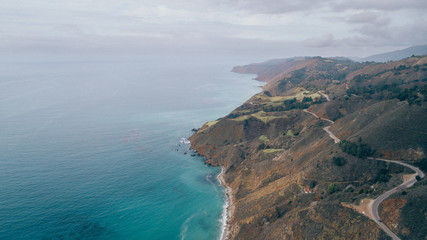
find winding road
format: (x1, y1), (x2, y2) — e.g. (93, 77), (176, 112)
(367, 157), (424, 240)
(303, 94), (424, 240)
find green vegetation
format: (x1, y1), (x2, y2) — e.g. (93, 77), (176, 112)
(284, 130), (294, 137)
(347, 83), (427, 105)
(339, 140), (375, 158)
(262, 96), (327, 112)
(328, 183), (339, 194)
(229, 110), (289, 123)
(205, 120), (218, 127)
(278, 68), (307, 91)
(398, 182), (427, 240)
(251, 111), (285, 122)
(309, 181), (317, 188)
(258, 135), (269, 143)
(263, 149), (284, 153)
(331, 112), (343, 121)
(375, 168), (391, 183)
(415, 158), (427, 171)
(231, 115), (250, 121)
(332, 157), (346, 166)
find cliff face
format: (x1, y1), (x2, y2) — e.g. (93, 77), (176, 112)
(191, 56), (427, 239)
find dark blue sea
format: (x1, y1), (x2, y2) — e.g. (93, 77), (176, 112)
(0, 58), (261, 239)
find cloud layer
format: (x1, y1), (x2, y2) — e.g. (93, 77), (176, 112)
(0, 0), (426, 61)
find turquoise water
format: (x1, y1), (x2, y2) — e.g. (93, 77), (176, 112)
(0, 59), (261, 239)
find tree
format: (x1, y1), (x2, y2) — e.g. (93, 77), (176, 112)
(415, 158), (427, 172)
(332, 157), (346, 166)
(309, 181), (317, 188)
(302, 96), (312, 103)
(339, 140), (375, 158)
(328, 184), (338, 194)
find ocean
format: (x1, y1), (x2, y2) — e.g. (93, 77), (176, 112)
(0, 58), (261, 240)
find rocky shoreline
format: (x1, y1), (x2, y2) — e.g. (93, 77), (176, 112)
(217, 166), (234, 240)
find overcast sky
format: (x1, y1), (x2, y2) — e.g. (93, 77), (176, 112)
(1, 0), (426, 62)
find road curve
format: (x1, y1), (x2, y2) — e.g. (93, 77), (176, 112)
(318, 91), (331, 102)
(302, 93), (424, 239)
(323, 126), (340, 143)
(367, 157), (424, 240)
(302, 109), (336, 141)
(368, 157), (424, 179)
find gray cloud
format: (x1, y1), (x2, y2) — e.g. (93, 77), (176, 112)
(303, 34), (335, 48)
(334, 0), (427, 11)
(347, 12), (379, 23)
(213, 0), (325, 13)
(215, 0), (427, 14)
(0, 0), (426, 62)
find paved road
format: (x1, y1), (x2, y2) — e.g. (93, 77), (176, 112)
(367, 157), (424, 240)
(318, 91), (331, 102)
(302, 109), (336, 142)
(302, 109), (334, 124)
(302, 94), (424, 239)
(368, 157), (424, 179)
(323, 126), (340, 143)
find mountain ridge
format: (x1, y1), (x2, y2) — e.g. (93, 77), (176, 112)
(357, 45), (427, 62)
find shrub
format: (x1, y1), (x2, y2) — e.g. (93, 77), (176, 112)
(328, 183), (339, 194)
(339, 140), (375, 158)
(332, 157), (347, 166)
(243, 119), (249, 128)
(377, 169), (391, 183)
(258, 135), (269, 143)
(302, 96), (313, 103)
(415, 158), (427, 172)
(309, 181), (317, 188)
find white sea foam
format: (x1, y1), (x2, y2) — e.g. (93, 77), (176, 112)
(180, 213), (196, 240)
(219, 195), (229, 240)
(217, 167), (229, 240)
(180, 138), (191, 145)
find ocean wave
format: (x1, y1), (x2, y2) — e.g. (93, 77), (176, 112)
(179, 138), (191, 145)
(180, 212), (197, 240)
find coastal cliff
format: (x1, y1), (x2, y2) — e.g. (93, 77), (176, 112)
(190, 56), (427, 239)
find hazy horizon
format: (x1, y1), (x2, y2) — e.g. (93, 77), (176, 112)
(1, 0), (427, 63)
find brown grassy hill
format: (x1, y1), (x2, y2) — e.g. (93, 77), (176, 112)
(191, 56), (427, 239)
(232, 57), (310, 82)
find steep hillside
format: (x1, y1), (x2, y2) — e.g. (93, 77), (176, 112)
(191, 56), (427, 240)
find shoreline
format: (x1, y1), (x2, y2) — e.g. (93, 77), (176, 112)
(217, 166), (234, 240)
